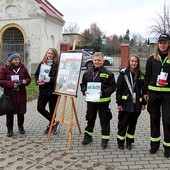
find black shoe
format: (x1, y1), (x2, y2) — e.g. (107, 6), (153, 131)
(118, 144), (124, 150)
(164, 151), (170, 158)
(7, 130), (13, 137)
(82, 135), (93, 145)
(150, 148), (159, 154)
(126, 142), (132, 150)
(19, 126), (25, 134)
(44, 126), (50, 134)
(101, 139), (108, 149)
(53, 122), (60, 134)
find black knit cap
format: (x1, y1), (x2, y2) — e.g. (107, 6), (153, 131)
(158, 33), (170, 41)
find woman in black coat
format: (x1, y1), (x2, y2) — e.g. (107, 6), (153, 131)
(0, 51), (31, 137)
(116, 54), (146, 150)
(35, 48), (60, 134)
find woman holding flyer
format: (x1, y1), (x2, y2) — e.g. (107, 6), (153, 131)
(35, 48), (60, 134)
(143, 33), (170, 158)
(0, 51), (31, 137)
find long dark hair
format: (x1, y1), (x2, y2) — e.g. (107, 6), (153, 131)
(128, 54), (143, 81)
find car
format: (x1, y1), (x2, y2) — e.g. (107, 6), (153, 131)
(76, 49), (114, 69)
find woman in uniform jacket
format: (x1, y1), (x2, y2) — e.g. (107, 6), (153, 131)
(116, 54), (146, 150)
(143, 33), (170, 158)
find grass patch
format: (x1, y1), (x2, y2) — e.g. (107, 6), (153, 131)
(26, 75), (39, 101)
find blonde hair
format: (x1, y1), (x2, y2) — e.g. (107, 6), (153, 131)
(93, 52), (104, 58)
(41, 48), (59, 65)
(153, 40), (170, 60)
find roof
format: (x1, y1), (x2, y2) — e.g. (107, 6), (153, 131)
(35, 0), (65, 23)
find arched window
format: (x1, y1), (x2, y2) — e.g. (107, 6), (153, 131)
(1, 27), (24, 64)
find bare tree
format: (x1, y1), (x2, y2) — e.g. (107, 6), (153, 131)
(90, 23), (102, 39)
(64, 22), (80, 33)
(148, 1), (170, 36)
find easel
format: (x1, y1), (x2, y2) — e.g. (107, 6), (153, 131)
(47, 94), (81, 150)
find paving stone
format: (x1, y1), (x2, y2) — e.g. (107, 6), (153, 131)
(0, 71), (170, 170)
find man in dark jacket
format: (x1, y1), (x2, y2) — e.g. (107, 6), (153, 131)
(80, 52), (116, 149)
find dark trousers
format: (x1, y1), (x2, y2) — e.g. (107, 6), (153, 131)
(6, 114), (24, 130)
(117, 110), (140, 145)
(85, 102), (112, 136)
(148, 92), (170, 151)
(37, 93), (58, 124)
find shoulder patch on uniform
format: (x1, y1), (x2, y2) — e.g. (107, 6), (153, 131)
(166, 60), (170, 64)
(100, 73), (109, 78)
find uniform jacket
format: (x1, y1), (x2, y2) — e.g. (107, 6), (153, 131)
(80, 66), (116, 103)
(143, 54), (170, 94)
(116, 67), (146, 113)
(35, 63), (58, 95)
(0, 64), (31, 114)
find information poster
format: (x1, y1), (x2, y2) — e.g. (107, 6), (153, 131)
(55, 52), (82, 96)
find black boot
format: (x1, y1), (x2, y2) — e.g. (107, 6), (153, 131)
(7, 129), (13, 137)
(44, 126), (50, 134)
(82, 133), (93, 145)
(126, 142), (132, 150)
(101, 139), (109, 149)
(118, 144), (124, 150)
(19, 126), (25, 134)
(150, 148), (159, 154)
(164, 151), (170, 158)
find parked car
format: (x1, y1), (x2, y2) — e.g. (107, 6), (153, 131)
(76, 49), (114, 69)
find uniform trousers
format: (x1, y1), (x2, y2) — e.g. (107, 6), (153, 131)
(117, 110), (140, 145)
(147, 92), (170, 152)
(85, 102), (112, 137)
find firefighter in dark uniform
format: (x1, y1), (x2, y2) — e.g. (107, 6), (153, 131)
(116, 54), (146, 150)
(80, 52), (116, 149)
(143, 33), (170, 158)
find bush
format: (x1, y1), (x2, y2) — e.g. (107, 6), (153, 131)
(26, 75), (39, 101)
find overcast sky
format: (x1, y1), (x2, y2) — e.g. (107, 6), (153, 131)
(48, 0), (169, 38)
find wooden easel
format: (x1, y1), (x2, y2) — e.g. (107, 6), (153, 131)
(47, 94), (81, 150)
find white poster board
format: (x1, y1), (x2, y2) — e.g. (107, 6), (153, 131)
(55, 52), (82, 96)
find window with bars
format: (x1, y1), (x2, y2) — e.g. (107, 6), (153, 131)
(0, 27), (25, 65)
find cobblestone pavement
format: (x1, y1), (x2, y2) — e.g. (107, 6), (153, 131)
(0, 71), (170, 170)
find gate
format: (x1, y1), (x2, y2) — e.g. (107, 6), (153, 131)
(0, 27), (27, 66)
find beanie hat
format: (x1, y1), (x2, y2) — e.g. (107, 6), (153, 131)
(8, 51), (21, 62)
(158, 33), (170, 41)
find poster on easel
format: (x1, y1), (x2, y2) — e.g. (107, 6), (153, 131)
(54, 52), (83, 97)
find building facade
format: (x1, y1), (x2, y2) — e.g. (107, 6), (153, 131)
(0, 0), (65, 74)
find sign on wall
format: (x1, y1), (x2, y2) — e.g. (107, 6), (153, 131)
(54, 52), (83, 96)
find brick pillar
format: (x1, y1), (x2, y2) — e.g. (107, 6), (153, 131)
(120, 43), (130, 69)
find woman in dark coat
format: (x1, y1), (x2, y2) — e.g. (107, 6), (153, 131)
(35, 48), (60, 134)
(0, 51), (31, 137)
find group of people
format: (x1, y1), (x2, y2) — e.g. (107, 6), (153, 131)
(80, 33), (170, 159)
(0, 33), (170, 159)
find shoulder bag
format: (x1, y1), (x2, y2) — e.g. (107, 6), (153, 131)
(0, 94), (15, 116)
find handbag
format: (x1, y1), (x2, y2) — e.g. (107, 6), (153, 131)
(0, 94), (15, 116)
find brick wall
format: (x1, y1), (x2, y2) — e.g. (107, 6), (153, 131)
(120, 43), (129, 69)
